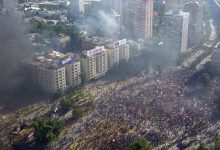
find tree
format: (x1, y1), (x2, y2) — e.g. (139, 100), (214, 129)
(60, 98), (76, 113)
(197, 143), (208, 150)
(72, 108), (85, 119)
(32, 118), (63, 145)
(125, 138), (150, 150)
(214, 134), (220, 150)
(0, 140), (3, 150)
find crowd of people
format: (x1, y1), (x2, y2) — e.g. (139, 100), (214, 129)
(52, 68), (220, 150)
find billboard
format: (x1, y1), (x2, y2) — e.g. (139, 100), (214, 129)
(60, 56), (75, 65)
(114, 39), (127, 48)
(86, 46), (104, 56)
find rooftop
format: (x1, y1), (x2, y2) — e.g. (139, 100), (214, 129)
(27, 50), (77, 69)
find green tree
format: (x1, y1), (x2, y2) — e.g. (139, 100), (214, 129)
(60, 98), (76, 113)
(87, 99), (94, 106)
(32, 118), (63, 145)
(72, 108), (85, 118)
(125, 138), (150, 150)
(214, 134), (220, 150)
(0, 140), (3, 150)
(197, 143), (208, 150)
(54, 22), (67, 34)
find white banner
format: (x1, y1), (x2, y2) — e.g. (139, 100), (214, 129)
(114, 39), (127, 48)
(86, 46), (104, 56)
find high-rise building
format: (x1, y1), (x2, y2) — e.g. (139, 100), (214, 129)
(102, 0), (122, 15)
(0, 0), (3, 9)
(124, 0), (153, 40)
(70, 0), (84, 16)
(25, 51), (81, 93)
(184, 1), (203, 47)
(159, 11), (189, 61)
(164, 0), (182, 11)
(81, 46), (108, 80)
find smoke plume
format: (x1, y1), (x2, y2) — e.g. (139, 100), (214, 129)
(0, 0), (31, 91)
(86, 10), (119, 37)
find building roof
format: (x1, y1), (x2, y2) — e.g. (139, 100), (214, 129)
(27, 50), (78, 70)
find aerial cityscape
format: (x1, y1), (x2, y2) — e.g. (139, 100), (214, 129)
(0, 0), (220, 149)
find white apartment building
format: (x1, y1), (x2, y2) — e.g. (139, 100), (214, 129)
(106, 39), (130, 69)
(106, 46), (120, 69)
(27, 51), (81, 93)
(81, 46), (108, 80)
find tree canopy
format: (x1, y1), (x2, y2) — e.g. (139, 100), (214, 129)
(32, 118), (64, 145)
(125, 138), (151, 150)
(197, 143), (208, 150)
(214, 134), (220, 150)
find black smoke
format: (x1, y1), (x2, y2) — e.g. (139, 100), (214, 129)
(0, 0), (31, 91)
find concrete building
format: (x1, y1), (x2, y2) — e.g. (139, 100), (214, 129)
(0, 0), (3, 9)
(65, 60), (81, 87)
(111, 10), (121, 36)
(25, 51), (81, 93)
(159, 11), (189, 61)
(106, 39), (130, 69)
(124, 0), (153, 40)
(81, 46), (108, 80)
(81, 36), (112, 50)
(102, 0), (123, 31)
(164, 0), (182, 11)
(106, 45), (120, 69)
(70, 0), (84, 16)
(115, 39), (130, 61)
(184, 1), (203, 47)
(102, 0), (122, 15)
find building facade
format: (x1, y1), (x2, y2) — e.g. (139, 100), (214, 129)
(184, 1), (203, 47)
(106, 39), (130, 69)
(26, 51), (81, 93)
(164, 0), (182, 11)
(124, 0), (153, 40)
(106, 46), (120, 69)
(70, 0), (84, 16)
(81, 46), (108, 80)
(159, 11), (189, 62)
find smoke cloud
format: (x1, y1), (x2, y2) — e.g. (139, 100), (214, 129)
(85, 10), (119, 37)
(0, 0), (31, 91)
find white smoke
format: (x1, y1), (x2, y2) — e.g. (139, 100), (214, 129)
(86, 10), (119, 37)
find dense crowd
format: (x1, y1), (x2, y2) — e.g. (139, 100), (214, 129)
(52, 68), (220, 150)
